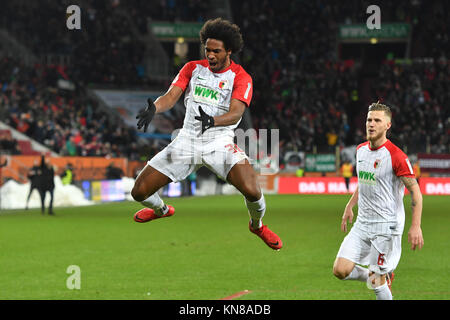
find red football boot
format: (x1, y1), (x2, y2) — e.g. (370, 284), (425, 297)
(249, 222), (283, 250)
(134, 205), (175, 223)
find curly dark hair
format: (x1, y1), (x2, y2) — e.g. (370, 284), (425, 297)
(199, 18), (244, 53)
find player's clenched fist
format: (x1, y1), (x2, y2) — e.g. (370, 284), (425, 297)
(195, 106), (215, 133)
(136, 98), (156, 132)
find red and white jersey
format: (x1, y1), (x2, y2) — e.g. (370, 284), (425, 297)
(355, 139), (415, 235)
(171, 59), (253, 138)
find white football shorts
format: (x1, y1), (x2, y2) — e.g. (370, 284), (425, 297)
(336, 225), (402, 274)
(148, 134), (248, 182)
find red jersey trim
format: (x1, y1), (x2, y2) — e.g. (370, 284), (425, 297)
(356, 141), (369, 150)
(357, 140), (389, 151)
(171, 60), (208, 91)
(171, 59), (253, 107)
(368, 139), (389, 151)
(232, 66), (253, 107)
(384, 140), (415, 177)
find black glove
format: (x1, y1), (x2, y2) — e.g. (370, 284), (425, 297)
(136, 98), (156, 132)
(194, 106), (215, 133)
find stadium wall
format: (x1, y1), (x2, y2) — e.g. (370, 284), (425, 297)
(0, 155), (131, 183)
(276, 176), (450, 196)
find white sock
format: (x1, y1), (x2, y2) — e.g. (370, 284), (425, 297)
(344, 265), (369, 282)
(373, 282), (393, 300)
(245, 194), (265, 229)
(141, 193), (168, 216)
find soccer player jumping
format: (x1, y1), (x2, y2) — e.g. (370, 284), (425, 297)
(333, 102), (424, 300)
(131, 18), (282, 250)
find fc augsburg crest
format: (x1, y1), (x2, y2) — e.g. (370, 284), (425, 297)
(219, 80), (228, 89)
(374, 159), (381, 169)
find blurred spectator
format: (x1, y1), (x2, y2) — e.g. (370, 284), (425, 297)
(215, 175), (226, 195)
(37, 155), (55, 215)
(0, 131), (21, 155)
(105, 163), (124, 180)
(0, 0), (212, 87)
(186, 171), (197, 196)
(0, 0), (448, 165)
(25, 159), (41, 210)
(340, 160), (354, 192)
(232, 0), (449, 156)
(372, 59), (449, 153)
(0, 55), (145, 159)
(61, 163), (74, 185)
(413, 161), (421, 183)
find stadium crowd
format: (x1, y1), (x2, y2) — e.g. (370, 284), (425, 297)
(0, 55), (141, 159)
(1, 0), (149, 86)
(373, 58), (449, 154)
(0, 130), (21, 155)
(0, 0), (448, 163)
(0, 0), (210, 87)
(232, 0), (449, 155)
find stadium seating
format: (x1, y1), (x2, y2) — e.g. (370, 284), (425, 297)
(0, 129), (20, 155)
(0, 0), (447, 163)
(231, 0), (449, 155)
(16, 140), (39, 156)
(0, 54), (143, 159)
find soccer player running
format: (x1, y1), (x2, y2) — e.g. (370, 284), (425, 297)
(333, 102), (424, 299)
(131, 18), (282, 250)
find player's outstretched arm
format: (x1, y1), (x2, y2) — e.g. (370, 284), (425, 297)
(401, 176), (424, 250)
(136, 98), (156, 132)
(341, 186), (358, 232)
(154, 85), (184, 114)
(137, 86), (183, 132)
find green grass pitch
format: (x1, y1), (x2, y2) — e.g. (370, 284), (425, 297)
(0, 194), (448, 300)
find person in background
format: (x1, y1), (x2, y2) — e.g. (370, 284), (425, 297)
(186, 172), (197, 196)
(215, 174), (227, 195)
(413, 160), (421, 184)
(38, 155), (55, 215)
(340, 160), (353, 192)
(296, 167), (304, 178)
(106, 163), (124, 180)
(61, 163), (74, 185)
(25, 159), (41, 210)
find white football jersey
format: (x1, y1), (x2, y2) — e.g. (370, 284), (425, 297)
(171, 59), (253, 139)
(354, 139), (415, 235)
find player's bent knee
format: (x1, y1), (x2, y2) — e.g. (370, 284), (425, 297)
(332, 259), (353, 280)
(245, 192), (261, 203)
(241, 183), (261, 202)
(333, 265), (350, 280)
(131, 184), (149, 202)
(131, 187), (144, 202)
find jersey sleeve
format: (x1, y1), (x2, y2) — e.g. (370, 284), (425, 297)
(391, 150), (415, 177)
(171, 61), (196, 91)
(232, 70), (253, 107)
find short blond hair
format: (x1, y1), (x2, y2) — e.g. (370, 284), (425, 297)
(368, 101), (392, 120)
